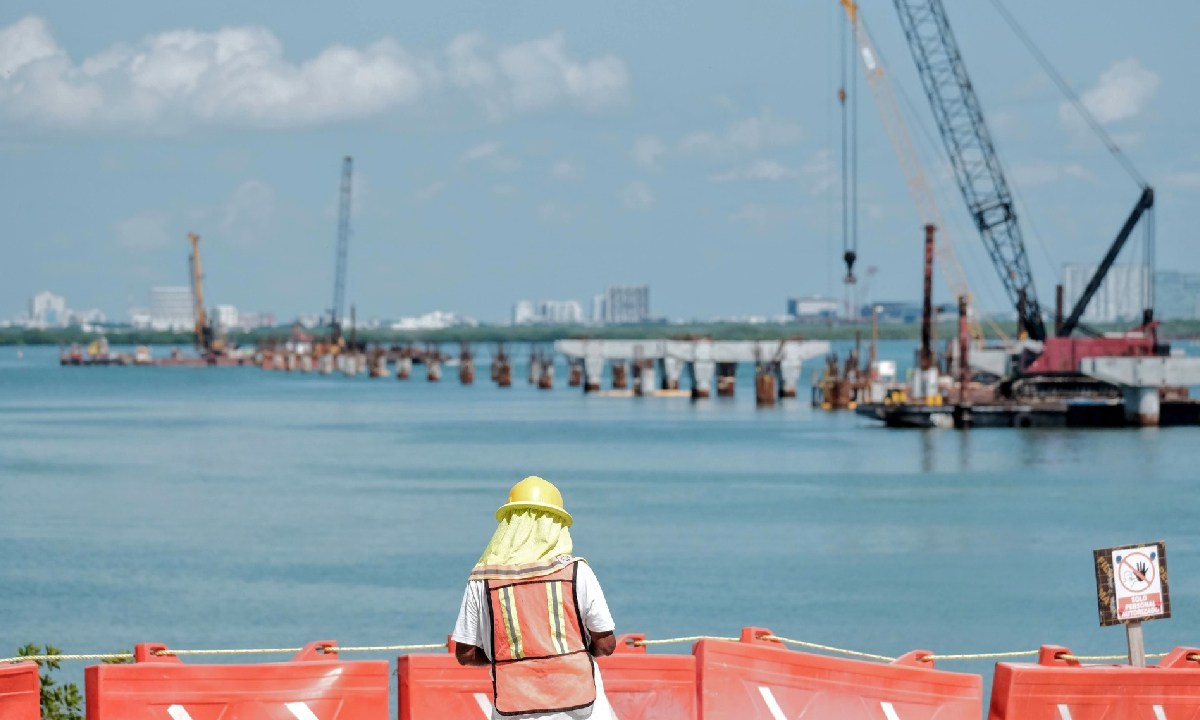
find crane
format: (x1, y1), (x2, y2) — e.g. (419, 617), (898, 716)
(891, 0), (1046, 341)
(838, 0), (984, 340)
(891, 0), (1162, 386)
(330, 155), (353, 344)
(188, 232), (211, 353)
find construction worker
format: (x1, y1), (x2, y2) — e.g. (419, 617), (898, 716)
(452, 476), (617, 719)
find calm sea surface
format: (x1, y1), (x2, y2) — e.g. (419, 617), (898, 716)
(3, 340), (1199, 712)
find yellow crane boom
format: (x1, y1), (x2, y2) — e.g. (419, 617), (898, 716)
(838, 0), (991, 341)
(188, 232), (208, 351)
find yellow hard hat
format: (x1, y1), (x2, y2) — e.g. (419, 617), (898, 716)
(496, 476), (573, 527)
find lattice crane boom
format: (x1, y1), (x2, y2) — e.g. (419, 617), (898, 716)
(839, 0), (983, 340)
(891, 0), (1046, 340)
(330, 156), (353, 342)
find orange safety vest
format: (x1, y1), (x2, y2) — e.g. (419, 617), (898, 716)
(485, 559), (596, 716)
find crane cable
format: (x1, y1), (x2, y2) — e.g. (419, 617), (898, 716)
(985, 0), (1146, 189)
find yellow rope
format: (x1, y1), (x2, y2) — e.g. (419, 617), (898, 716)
(1, 653), (133, 664)
(923, 651), (1039, 661)
(4, 642), (1192, 666)
(632, 636), (737, 647)
(761, 635), (896, 663)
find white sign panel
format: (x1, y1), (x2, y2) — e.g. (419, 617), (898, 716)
(1111, 545), (1164, 621)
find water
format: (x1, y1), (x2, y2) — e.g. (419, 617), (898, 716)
(2, 342), (1199, 713)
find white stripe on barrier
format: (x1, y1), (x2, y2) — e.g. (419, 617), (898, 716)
(285, 702), (320, 720)
(167, 706), (193, 720)
(758, 686), (788, 720)
(1057, 704), (1073, 720)
(474, 692), (492, 718)
(881, 701), (901, 720)
(1154, 705), (1167, 720)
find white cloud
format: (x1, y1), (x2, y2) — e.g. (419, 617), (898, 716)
(0, 17), (629, 132)
(633, 135), (665, 170)
(462, 142), (500, 162)
(551, 160), (579, 179)
(729, 203), (772, 230)
(114, 210), (171, 249)
(620, 181), (654, 210)
(1163, 171), (1200, 191)
(710, 159), (795, 183)
(1059, 58), (1159, 131)
(1009, 160), (1095, 187)
(537, 202), (573, 224)
(801, 148), (837, 196)
(413, 180), (448, 203)
(459, 140), (519, 173)
(679, 112), (804, 160)
(447, 31), (627, 119)
(220, 180), (275, 244)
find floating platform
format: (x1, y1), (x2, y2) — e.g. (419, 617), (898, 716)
(856, 399), (1200, 429)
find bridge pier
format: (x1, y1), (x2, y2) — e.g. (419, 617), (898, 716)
(396, 356), (412, 380)
(611, 361), (628, 390)
(660, 356), (683, 390)
(717, 363), (737, 397)
(583, 354), (604, 393)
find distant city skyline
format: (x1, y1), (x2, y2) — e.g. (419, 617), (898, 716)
(2, 2), (1197, 324)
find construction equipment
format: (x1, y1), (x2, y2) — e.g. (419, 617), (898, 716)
(838, 0), (984, 340)
(891, 0), (1157, 354)
(875, 0), (1174, 415)
(329, 156), (353, 344)
(187, 232), (226, 356)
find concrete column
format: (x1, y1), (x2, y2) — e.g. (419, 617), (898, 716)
(318, 354), (333, 375)
(1124, 386), (1160, 426)
(427, 358), (442, 382)
(717, 362), (737, 397)
(459, 358), (474, 385)
(635, 362), (656, 396)
(528, 356), (542, 385)
(755, 369), (776, 406)
(691, 340), (713, 399)
(775, 358), (801, 398)
(300, 354), (313, 373)
(583, 354), (604, 393)
(611, 361), (628, 389)
(371, 353), (389, 378)
(538, 359), (554, 389)
(568, 360), (582, 387)
(396, 356), (412, 380)
(660, 356), (683, 390)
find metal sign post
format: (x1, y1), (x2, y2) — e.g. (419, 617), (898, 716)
(1094, 541), (1169, 667)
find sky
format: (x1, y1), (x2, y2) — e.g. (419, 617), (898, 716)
(1, 0), (1196, 324)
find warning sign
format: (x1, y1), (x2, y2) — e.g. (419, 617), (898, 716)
(1094, 541), (1170, 626)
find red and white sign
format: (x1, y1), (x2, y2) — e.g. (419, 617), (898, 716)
(1112, 546), (1164, 621)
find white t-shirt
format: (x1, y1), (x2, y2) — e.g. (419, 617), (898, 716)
(452, 560), (616, 720)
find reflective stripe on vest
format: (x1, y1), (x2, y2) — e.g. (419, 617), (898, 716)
(486, 559), (596, 716)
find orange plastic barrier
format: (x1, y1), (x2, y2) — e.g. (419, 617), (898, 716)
(397, 635), (695, 719)
(696, 627), (982, 720)
(85, 641), (389, 720)
(989, 644), (1200, 719)
(0, 662), (40, 720)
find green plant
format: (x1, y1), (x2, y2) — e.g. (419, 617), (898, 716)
(16, 644), (83, 720)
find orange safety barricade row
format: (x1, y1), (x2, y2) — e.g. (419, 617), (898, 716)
(0, 661), (40, 720)
(696, 627), (982, 720)
(990, 644), (1200, 720)
(85, 640), (389, 720)
(398, 634), (696, 719)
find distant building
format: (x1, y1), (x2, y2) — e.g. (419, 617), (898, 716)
(149, 286), (195, 331)
(604, 285), (649, 324)
(787, 295), (839, 320)
(1063, 264), (1149, 324)
(538, 300), (583, 324)
(512, 300), (537, 325)
(590, 294), (606, 324)
(390, 311), (479, 330)
(512, 299), (584, 324)
(29, 291), (66, 327)
(1155, 271), (1200, 320)
(213, 304), (239, 330)
(869, 301), (923, 324)
(66, 308), (106, 326)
